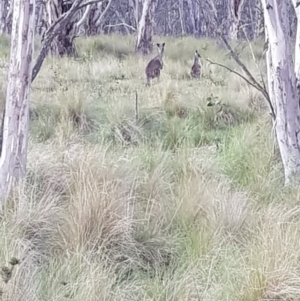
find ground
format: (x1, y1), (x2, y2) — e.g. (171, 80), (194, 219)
(0, 34), (299, 301)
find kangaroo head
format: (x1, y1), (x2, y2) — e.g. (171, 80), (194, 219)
(156, 42), (165, 57)
(195, 50), (201, 59)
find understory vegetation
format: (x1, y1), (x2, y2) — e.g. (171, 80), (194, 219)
(0, 34), (299, 301)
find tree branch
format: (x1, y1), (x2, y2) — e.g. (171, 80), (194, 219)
(194, 0), (275, 119)
(218, 33), (275, 119)
(204, 55), (275, 119)
(95, 0), (113, 27)
(77, 0), (103, 11)
(31, 0), (103, 83)
(104, 23), (136, 32)
(241, 26), (269, 98)
(204, 57), (259, 89)
(76, 4), (92, 29)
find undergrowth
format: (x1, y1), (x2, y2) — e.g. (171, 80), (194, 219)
(0, 34), (298, 301)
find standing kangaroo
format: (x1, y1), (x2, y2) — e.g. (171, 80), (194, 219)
(145, 42), (165, 86)
(190, 50), (202, 79)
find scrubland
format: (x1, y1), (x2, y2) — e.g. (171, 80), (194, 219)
(0, 34), (299, 301)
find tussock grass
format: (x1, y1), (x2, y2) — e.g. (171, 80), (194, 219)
(0, 33), (299, 301)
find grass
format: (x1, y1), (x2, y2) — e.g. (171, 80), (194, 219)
(0, 33), (299, 300)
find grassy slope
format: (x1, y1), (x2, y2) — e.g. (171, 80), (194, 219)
(0, 34), (299, 301)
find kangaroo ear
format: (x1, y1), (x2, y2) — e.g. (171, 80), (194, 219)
(162, 42), (165, 47)
(157, 43), (160, 47)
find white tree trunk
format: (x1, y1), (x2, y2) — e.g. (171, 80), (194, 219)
(135, 0), (157, 55)
(187, 0), (196, 35)
(228, 21), (238, 40)
(262, 0), (300, 185)
(178, 0), (185, 35)
(292, 0), (300, 88)
(0, 0), (35, 200)
(228, 0), (246, 40)
(134, 0), (142, 28)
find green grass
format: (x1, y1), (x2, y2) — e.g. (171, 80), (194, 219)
(0, 33), (299, 301)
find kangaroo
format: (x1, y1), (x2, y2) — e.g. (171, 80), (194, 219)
(190, 50), (202, 79)
(145, 42), (165, 86)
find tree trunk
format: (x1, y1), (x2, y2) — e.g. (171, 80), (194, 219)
(0, 0), (12, 34)
(227, 0), (246, 39)
(134, 0), (142, 28)
(194, 0), (201, 35)
(228, 21), (238, 39)
(32, 1), (108, 83)
(254, 2), (264, 38)
(187, 0), (196, 35)
(292, 0), (300, 90)
(135, 0), (157, 55)
(178, 0), (185, 35)
(0, 0), (7, 34)
(262, 0), (300, 185)
(35, 0), (44, 35)
(45, 0), (76, 56)
(87, 3), (102, 35)
(0, 0), (35, 201)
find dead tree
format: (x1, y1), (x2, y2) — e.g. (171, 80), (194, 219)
(0, 0), (35, 202)
(135, 0), (158, 55)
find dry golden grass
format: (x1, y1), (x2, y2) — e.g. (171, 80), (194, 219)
(0, 33), (299, 301)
